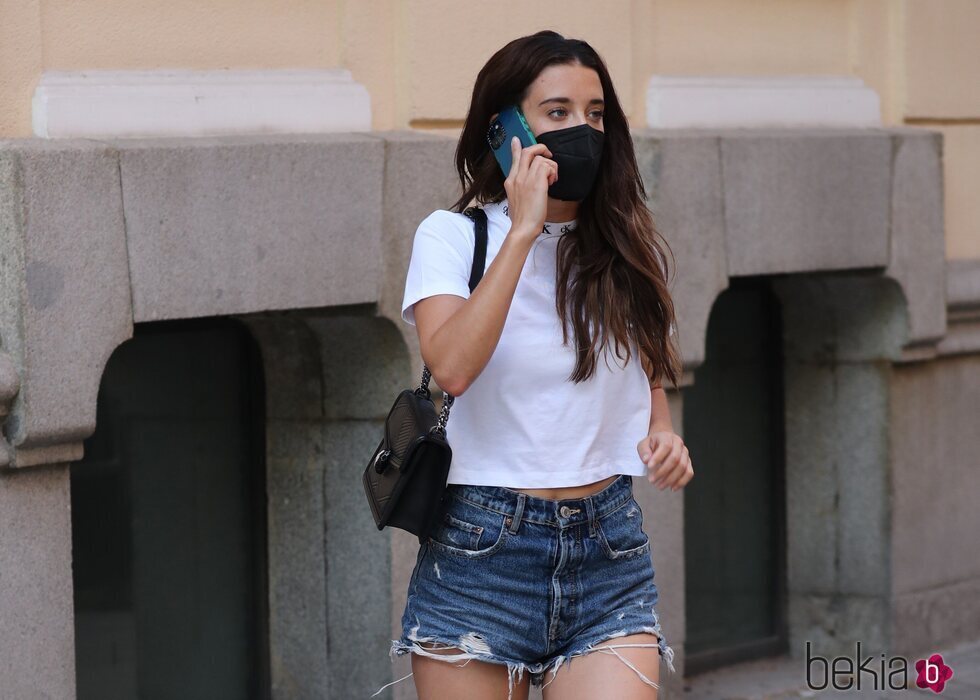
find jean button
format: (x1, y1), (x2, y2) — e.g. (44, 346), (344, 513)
(559, 505), (571, 517)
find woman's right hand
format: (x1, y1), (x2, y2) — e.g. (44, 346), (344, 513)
(503, 136), (558, 242)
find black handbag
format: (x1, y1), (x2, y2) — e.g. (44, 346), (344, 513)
(363, 205), (489, 544)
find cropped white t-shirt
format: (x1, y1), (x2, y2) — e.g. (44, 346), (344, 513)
(401, 198), (672, 488)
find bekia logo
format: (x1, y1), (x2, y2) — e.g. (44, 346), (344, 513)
(805, 641), (955, 693)
(915, 653), (954, 693)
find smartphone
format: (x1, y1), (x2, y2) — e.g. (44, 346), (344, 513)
(487, 105), (538, 176)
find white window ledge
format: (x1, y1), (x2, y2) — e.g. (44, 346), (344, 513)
(646, 75), (881, 129)
(32, 68), (372, 139)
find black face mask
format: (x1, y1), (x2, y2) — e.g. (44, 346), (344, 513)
(534, 123), (605, 201)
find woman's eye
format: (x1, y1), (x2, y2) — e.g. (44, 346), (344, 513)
(548, 108), (604, 120)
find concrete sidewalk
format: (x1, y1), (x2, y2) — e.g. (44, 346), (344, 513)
(680, 638), (980, 699)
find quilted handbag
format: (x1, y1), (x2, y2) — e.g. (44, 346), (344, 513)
(363, 205), (489, 543)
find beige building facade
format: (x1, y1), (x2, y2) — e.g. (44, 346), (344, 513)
(0, 1), (977, 698)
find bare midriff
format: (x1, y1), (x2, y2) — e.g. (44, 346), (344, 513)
(510, 474), (620, 501)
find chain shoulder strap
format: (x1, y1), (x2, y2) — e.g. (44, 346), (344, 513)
(416, 205), (488, 435)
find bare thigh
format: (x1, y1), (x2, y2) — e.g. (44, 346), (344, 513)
(411, 642), (531, 700)
(541, 633), (662, 700)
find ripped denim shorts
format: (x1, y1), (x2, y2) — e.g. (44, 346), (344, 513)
(372, 473), (676, 700)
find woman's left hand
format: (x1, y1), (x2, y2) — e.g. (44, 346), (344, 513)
(636, 431), (694, 491)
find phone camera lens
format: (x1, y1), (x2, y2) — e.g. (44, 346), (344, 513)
(487, 122), (506, 150)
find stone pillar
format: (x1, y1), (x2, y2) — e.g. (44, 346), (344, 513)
(306, 314), (408, 700)
(243, 312), (408, 700)
(0, 139), (134, 699)
(773, 274), (908, 658)
(0, 464), (77, 698)
(242, 315), (331, 699)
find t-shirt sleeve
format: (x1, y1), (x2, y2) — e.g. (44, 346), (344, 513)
(401, 210), (475, 326)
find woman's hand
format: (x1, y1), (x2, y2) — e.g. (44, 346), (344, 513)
(503, 135), (558, 243)
(636, 431), (694, 491)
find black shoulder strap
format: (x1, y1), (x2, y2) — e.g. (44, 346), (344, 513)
(462, 206), (488, 293)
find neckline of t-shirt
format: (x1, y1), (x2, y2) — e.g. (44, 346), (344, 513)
(485, 199), (577, 237)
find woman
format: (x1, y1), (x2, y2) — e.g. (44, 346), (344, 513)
(376, 31), (693, 700)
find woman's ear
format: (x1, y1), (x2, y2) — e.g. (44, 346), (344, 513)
(489, 112), (498, 125)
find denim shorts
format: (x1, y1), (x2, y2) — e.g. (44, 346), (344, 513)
(373, 474), (676, 699)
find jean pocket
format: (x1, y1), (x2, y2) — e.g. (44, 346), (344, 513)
(595, 497), (650, 560)
(427, 496), (510, 558)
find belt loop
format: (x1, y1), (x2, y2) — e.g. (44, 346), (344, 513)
(585, 496), (596, 539)
(509, 493), (526, 534)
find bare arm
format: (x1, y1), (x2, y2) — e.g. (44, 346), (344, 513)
(414, 230), (536, 396)
(649, 386), (673, 435)
(414, 135), (558, 396)
(641, 353), (674, 435)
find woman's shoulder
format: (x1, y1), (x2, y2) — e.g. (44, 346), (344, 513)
(421, 207), (477, 229)
(415, 208), (479, 249)
(421, 200), (500, 230)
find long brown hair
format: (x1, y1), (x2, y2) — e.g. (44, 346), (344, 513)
(449, 30), (681, 390)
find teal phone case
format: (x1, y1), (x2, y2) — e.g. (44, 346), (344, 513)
(487, 105), (538, 176)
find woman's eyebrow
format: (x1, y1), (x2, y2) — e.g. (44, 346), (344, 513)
(538, 97), (605, 106)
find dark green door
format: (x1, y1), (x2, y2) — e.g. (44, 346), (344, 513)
(71, 318), (270, 700)
(682, 278), (788, 674)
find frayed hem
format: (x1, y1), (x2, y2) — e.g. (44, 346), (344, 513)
(537, 625), (677, 694)
(374, 615), (677, 698)
(377, 633), (545, 700)
(649, 624), (678, 676)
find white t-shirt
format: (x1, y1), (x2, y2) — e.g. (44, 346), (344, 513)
(401, 198), (671, 488)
